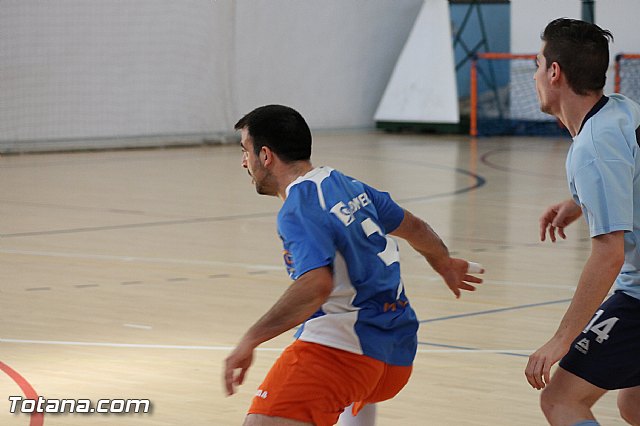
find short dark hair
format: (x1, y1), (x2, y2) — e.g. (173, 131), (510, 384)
(541, 18), (613, 95)
(234, 105), (312, 162)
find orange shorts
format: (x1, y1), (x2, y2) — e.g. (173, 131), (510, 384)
(248, 340), (412, 426)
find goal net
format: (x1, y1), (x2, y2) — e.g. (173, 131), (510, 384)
(469, 53), (567, 137)
(615, 54), (640, 104)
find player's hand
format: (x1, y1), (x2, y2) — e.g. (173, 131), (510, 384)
(436, 258), (484, 298)
(539, 199), (582, 242)
(224, 339), (255, 396)
(524, 337), (571, 390)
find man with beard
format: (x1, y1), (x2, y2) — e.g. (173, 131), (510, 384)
(224, 104), (484, 426)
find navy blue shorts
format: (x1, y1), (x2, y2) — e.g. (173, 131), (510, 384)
(560, 291), (640, 390)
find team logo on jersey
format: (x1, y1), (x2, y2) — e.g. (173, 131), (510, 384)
(330, 192), (371, 226)
(283, 249), (295, 277)
(330, 202), (355, 226)
(575, 338), (590, 354)
(383, 300), (409, 312)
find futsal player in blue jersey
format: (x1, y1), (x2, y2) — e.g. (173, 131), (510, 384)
(223, 104), (484, 426)
(525, 18), (640, 426)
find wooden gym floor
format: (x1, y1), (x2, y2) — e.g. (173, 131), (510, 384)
(0, 132), (625, 425)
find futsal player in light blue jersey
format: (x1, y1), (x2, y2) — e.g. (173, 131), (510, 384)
(223, 104), (484, 426)
(525, 18), (640, 426)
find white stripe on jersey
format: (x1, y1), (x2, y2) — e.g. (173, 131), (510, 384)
(285, 166), (334, 210)
(298, 252), (363, 354)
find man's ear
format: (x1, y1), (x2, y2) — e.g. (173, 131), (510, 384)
(260, 146), (273, 166)
(549, 62), (561, 83)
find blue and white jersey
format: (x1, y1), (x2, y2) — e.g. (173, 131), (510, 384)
(277, 166), (418, 366)
(566, 94), (640, 300)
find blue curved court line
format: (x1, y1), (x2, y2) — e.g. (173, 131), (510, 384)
(480, 147), (566, 180)
(396, 167), (486, 203)
(419, 298), (572, 324)
(349, 154), (486, 204)
(2, 154), (485, 238)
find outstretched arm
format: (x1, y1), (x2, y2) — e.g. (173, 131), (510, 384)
(390, 209), (483, 298)
(223, 266), (333, 396)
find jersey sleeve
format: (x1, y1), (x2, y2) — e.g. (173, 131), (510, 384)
(361, 183), (405, 233)
(279, 203), (336, 280)
(574, 158), (634, 237)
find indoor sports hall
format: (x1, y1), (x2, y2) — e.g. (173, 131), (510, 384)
(2, 1), (639, 425)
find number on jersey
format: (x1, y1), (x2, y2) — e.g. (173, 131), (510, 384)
(582, 309), (619, 344)
(360, 218), (399, 267)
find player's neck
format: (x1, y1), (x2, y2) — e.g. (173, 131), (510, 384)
(276, 161), (314, 200)
(557, 90), (604, 137)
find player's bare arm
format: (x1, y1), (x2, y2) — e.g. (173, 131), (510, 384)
(390, 209), (484, 298)
(224, 267), (333, 396)
(525, 231), (625, 389)
(540, 199), (583, 242)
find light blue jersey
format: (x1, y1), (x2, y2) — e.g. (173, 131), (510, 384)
(277, 166), (418, 366)
(566, 94), (640, 300)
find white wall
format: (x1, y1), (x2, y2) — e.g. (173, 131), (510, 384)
(510, 0), (580, 54)
(0, 1), (235, 150)
(511, 0), (640, 93)
(5, 1), (636, 152)
(0, 0), (423, 152)
(596, 0), (640, 55)
(233, 0), (423, 129)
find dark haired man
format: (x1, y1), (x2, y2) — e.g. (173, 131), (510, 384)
(224, 104), (484, 426)
(525, 18), (640, 426)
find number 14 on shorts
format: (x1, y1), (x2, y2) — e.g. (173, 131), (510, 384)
(582, 309), (620, 344)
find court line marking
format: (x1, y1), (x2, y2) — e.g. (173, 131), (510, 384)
(420, 342), (530, 357)
(0, 361), (44, 426)
(0, 211), (278, 238)
(0, 338), (531, 355)
(481, 147), (566, 179)
(0, 248), (282, 271)
(0, 338), (237, 350)
(3, 296), (555, 356)
(410, 274), (577, 291)
(123, 324), (153, 330)
(477, 278), (576, 291)
(345, 154), (486, 204)
(2, 248), (580, 291)
(2, 154), (485, 238)
(420, 298), (571, 324)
